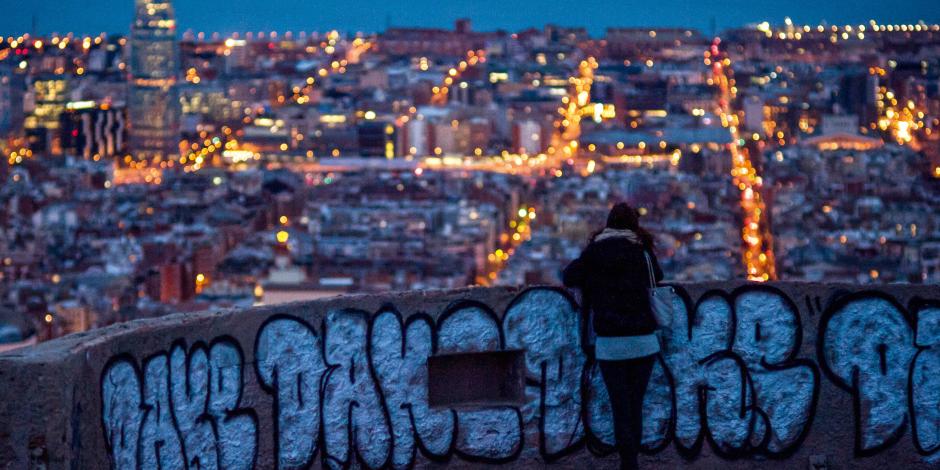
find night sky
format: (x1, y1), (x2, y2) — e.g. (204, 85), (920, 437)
(3, 0), (939, 36)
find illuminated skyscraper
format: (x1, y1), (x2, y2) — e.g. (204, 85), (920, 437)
(127, 0), (179, 162)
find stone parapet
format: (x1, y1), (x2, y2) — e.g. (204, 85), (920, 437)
(2, 282), (939, 469)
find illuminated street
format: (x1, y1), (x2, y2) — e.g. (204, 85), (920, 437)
(709, 39), (778, 281)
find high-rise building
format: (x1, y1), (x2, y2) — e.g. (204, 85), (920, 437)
(127, 0), (179, 162)
(0, 65), (25, 136)
(24, 75), (69, 155)
(59, 102), (127, 160)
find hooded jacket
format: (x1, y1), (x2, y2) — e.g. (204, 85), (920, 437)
(562, 228), (664, 337)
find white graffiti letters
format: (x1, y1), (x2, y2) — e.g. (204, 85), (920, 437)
(821, 294), (915, 455)
(255, 316), (324, 469)
(503, 289), (585, 460)
(102, 339), (257, 470)
(322, 309), (391, 469)
(100, 287), (940, 468)
(369, 310), (455, 468)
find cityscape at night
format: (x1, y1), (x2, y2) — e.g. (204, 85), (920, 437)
(1, 2), (940, 468)
(2, 2), (938, 345)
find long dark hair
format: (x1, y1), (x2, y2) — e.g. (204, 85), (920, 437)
(591, 202), (655, 250)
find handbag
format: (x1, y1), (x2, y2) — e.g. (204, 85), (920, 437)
(645, 251), (676, 330)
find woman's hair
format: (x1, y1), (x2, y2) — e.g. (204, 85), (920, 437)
(593, 202), (655, 250)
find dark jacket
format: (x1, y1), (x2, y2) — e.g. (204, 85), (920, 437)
(562, 234), (664, 337)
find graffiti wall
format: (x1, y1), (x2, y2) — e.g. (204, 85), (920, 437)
(2, 283), (940, 468)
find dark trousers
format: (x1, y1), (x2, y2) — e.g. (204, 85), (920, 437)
(598, 355), (656, 470)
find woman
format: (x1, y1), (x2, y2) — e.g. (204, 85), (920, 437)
(563, 202), (663, 470)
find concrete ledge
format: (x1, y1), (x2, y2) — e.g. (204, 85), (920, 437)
(1, 282), (939, 469)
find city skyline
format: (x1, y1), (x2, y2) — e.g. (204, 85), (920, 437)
(3, 0), (940, 36)
(3, 0), (940, 467)
(2, 0), (939, 357)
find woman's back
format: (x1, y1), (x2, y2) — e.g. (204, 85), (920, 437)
(562, 229), (663, 337)
(562, 203), (664, 470)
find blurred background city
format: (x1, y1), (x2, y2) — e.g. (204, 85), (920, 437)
(0, 0), (939, 349)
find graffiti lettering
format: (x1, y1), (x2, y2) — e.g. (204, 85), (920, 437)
(98, 286), (940, 468)
(101, 357), (142, 470)
(912, 301), (940, 456)
(503, 289), (584, 460)
(437, 301), (524, 462)
(255, 315), (324, 469)
(322, 309), (391, 469)
(369, 309), (455, 467)
(101, 340), (257, 470)
(139, 353), (184, 469)
(820, 292), (915, 455)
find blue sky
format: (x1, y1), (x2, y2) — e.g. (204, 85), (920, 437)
(3, 0), (939, 36)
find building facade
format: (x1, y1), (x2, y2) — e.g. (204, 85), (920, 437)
(127, 0), (179, 162)
(59, 102), (127, 160)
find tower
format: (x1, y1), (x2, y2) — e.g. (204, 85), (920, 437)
(127, 0), (179, 163)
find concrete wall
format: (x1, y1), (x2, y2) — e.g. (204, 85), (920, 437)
(1, 282), (940, 469)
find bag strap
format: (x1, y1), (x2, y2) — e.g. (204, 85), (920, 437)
(644, 251), (656, 289)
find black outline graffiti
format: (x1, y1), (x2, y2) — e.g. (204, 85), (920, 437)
(101, 353), (144, 469)
(908, 298), (940, 457)
(639, 353), (678, 456)
(251, 300), (530, 470)
(138, 349), (184, 469)
(818, 290), (914, 458)
(436, 298), (526, 464)
(504, 287), (587, 463)
(98, 286), (940, 468)
(804, 295), (823, 317)
(169, 336), (259, 470)
(368, 306), (458, 467)
(319, 307), (393, 470)
(100, 339), (260, 470)
(253, 313), (323, 470)
(727, 284), (820, 460)
(612, 284), (820, 461)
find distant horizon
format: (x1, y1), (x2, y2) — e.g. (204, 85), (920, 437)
(2, 0), (939, 37)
